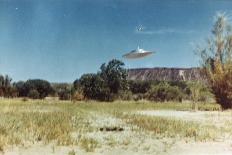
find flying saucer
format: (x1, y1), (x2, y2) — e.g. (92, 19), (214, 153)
(123, 46), (154, 59)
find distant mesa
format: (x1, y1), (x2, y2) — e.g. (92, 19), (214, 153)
(127, 67), (206, 82)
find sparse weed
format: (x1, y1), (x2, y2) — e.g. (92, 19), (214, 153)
(121, 114), (219, 141)
(68, 149), (76, 155)
(106, 136), (117, 147)
(80, 137), (98, 152)
(0, 98), (228, 153)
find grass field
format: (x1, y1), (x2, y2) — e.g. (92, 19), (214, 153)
(0, 98), (231, 155)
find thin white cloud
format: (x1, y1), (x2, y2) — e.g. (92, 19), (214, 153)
(135, 28), (195, 35)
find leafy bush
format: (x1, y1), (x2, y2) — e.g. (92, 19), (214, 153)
(128, 80), (151, 94)
(28, 89), (40, 99)
(79, 73), (111, 101)
(16, 79), (54, 99)
(186, 81), (213, 102)
(146, 82), (183, 102)
(58, 90), (71, 100)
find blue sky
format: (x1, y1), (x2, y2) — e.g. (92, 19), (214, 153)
(0, 0), (232, 82)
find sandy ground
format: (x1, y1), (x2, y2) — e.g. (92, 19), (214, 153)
(167, 141), (232, 155)
(137, 110), (232, 155)
(2, 110), (232, 155)
(3, 141), (232, 155)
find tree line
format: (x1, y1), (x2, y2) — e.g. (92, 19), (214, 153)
(0, 59), (212, 104)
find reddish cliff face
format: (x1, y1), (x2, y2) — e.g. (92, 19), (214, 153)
(127, 67), (206, 82)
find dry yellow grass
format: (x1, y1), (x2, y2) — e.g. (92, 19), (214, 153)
(0, 98), (228, 153)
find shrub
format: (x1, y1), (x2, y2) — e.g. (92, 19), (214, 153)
(28, 89), (40, 99)
(128, 80), (151, 94)
(211, 71), (232, 109)
(58, 90), (71, 100)
(79, 73), (111, 101)
(52, 83), (72, 96)
(197, 13), (232, 109)
(118, 90), (133, 100)
(146, 82), (183, 102)
(186, 81), (213, 102)
(22, 79), (54, 99)
(71, 91), (85, 101)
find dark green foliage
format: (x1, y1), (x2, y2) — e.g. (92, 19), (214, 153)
(23, 79), (53, 99)
(147, 82), (183, 102)
(79, 73), (111, 101)
(14, 81), (27, 97)
(128, 80), (191, 101)
(73, 79), (81, 91)
(51, 83), (72, 100)
(28, 89), (40, 99)
(58, 90), (71, 100)
(128, 80), (151, 94)
(169, 81), (189, 93)
(77, 59), (128, 101)
(100, 59), (128, 94)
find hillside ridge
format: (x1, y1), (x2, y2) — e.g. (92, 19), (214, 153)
(127, 67), (206, 81)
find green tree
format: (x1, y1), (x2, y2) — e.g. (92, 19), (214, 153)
(197, 13), (232, 109)
(77, 59), (128, 101)
(24, 79), (53, 99)
(100, 59), (128, 94)
(79, 73), (110, 101)
(51, 83), (72, 100)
